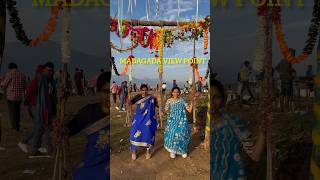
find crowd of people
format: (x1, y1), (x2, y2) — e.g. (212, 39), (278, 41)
(0, 62), (110, 179)
(237, 48), (314, 112)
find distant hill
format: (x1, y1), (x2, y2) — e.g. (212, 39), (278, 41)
(1, 41), (106, 79)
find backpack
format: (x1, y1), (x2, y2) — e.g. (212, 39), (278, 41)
(237, 72), (241, 82)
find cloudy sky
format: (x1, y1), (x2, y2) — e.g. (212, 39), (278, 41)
(212, 0), (316, 83)
(4, 1), (107, 56)
(110, 0), (210, 83)
(3, 0), (317, 84)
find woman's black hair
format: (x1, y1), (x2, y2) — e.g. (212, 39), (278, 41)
(8, 63), (17, 69)
(211, 79), (225, 100)
(96, 72), (111, 92)
(140, 84), (148, 90)
(43, 62), (54, 69)
(171, 86), (181, 94)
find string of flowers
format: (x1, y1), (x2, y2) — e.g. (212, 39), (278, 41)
(273, 1), (320, 64)
(111, 55), (134, 77)
(6, 0), (62, 46)
(110, 41), (138, 52)
(203, 29), (209, 55)
(153, 30), (159, 57)
(111, 56), (120, 76)
(159, 28), (164, 74)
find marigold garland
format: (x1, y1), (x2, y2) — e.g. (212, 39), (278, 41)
(111, 55), (134, 77)
(272, 1), (320, 64)
(110, 41), (138, 52)
(204, 29), (208, 55)
(7, 0), (62, 46)
(159, 28), (164, 74)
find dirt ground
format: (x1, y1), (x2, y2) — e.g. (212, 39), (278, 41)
(110, 92), (210, 180)
(0, 96), (95, 180)
(0, 93), (313, 180)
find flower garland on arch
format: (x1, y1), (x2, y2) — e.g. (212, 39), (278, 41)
(111, 55), (134, 77)
(191, 57), (209, 83)
(110, 31), (139, 52)
(6, 0), (63, 46)
(272, 1), (320, 64)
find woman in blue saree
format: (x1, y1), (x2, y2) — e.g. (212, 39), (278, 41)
(67, 72), (110, 180)
(129, 84), (158, 160)
(164, 87), (192, 159)
(210, 79), (265, 180)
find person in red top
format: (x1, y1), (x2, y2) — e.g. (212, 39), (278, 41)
(18, 62), (57, 156)
(0, 62), (26, 132)
(111, 81), (118, 104)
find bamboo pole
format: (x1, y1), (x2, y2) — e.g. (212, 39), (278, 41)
(262, 10), (274, 180)
(158, 28), (164, 128)
(0, 0), (6, 148)
(192, 38), (197, 131)
(53, 3), (70, 179)
(114, 18), (199, 27)
(0, 0), (5, 72)
(310, 27), (320, 180)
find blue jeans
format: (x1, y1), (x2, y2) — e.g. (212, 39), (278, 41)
(21, 106), (52, 153)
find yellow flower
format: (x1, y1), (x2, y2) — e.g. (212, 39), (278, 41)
(134, 130), (141, 138)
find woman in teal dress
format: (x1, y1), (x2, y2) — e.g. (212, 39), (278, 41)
(164, 87), (192, 158)
(210, 79), (265, 180)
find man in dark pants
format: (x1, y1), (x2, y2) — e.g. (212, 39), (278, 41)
(276, 48), (296, 112)
(239, 61), (254, 105)
(0, 63), (26, 131)
(18, 62), (57, 156)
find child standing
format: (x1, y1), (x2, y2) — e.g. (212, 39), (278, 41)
(164, 87), (193, 158)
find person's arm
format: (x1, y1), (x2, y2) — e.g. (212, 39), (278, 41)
(230, 115), (265, 161)
(1, 73), (11, 89)
(185, 99), (193, 113)
(248, 132), (265, 161)
(154, 97), (159, 108)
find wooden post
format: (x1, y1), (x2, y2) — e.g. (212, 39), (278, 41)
(158, 27), (164, 128)
(310, 28), (320, 180)
(0, 0), (5, 72)
(53, 3), (70, 179)
(0, 0), (6, 148)
(192, 38), (197, 131)
(261, 10), (274, 180)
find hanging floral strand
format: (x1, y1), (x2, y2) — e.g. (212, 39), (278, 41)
(6, 0), (62, 46)
(111, 56), (120, 76)
(273, 1), (320, 64)
(204, 29), (208, 55)
(159, 28), (164, 74)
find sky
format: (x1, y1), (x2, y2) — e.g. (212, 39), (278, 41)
(2, 0), (317, 84)
(4, 1), (107, 57)
(110, 0), (211, 83)
(211, 0), (316, 83)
